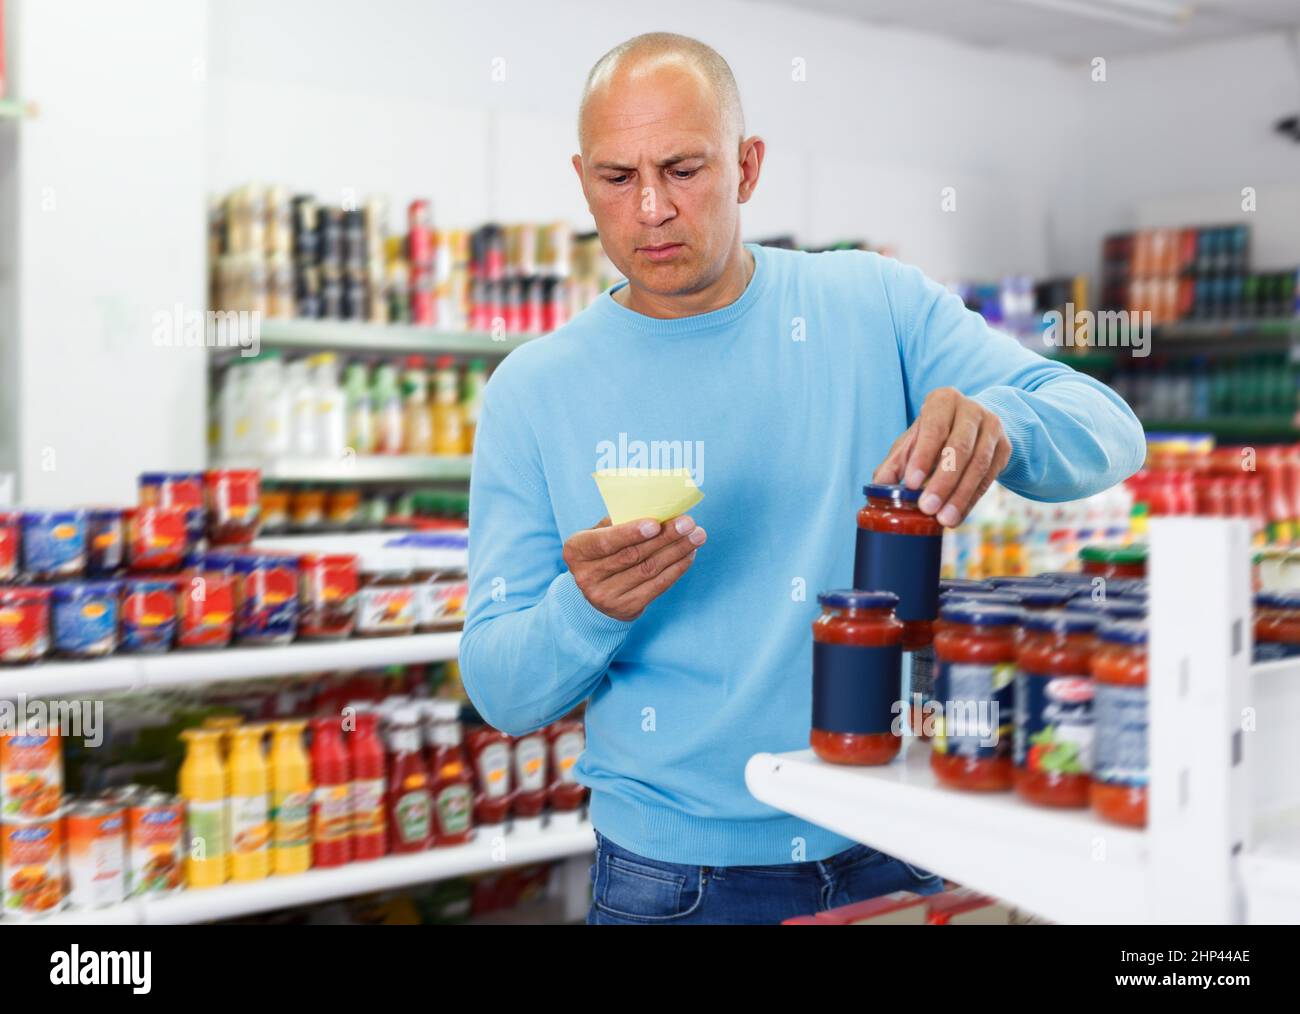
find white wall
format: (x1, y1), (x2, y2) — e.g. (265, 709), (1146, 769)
(206, 0), (1075, 283)
(8, 0), (208, 506)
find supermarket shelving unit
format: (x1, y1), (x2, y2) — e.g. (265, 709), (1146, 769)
(31, 819), (595, 926)
(1135, 417), (1299, 442)
(210, 319), (538, 361)
(0, 632), (461, 700)
(746, 518), (1300, 924)
(209, 454), (473, 483)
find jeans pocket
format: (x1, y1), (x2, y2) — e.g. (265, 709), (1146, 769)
(594, 852), (703, 922)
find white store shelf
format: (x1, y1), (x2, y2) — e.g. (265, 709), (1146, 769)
(0, 632), (461, 700)
(211, 455), (472, 483)
(745, 745), (1149, 925)
(26, 819), (595, 926)
(213, 319), (537, 359)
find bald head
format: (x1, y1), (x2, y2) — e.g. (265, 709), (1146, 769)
(578, 33), (744, 152)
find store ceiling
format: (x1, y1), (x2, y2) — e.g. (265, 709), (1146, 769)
(755, 0), (1300, 60)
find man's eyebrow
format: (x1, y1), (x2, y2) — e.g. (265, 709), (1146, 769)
(592, 153), (708, 171)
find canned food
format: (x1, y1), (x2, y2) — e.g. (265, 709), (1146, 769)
(120, 578), (178, 653)
(298, 553), (358, 640)
(50, 581), (121, 659)
(205, 468), (261, 546)
(0, 587), (51, 665)
(139, 471), (205, 511)
(2, 818), (67, 918)
(126, 792), (185, 896)
(0, 513), (19, 581)
(21, 510), (87, 581)
(233, 554), (299, 645)
(289, 488), (325, 530)
(176, 571), (235, 650)
(66, 799), (128, 909)
(127, 506), (191, 571)
(85, 508), (125, 576)
(0, 731), (63, 820)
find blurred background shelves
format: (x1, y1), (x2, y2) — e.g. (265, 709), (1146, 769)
(211, 455), (473, 483)
(210, 320), (539, 361)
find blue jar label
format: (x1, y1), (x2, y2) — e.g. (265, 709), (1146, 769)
(1012, 670), (1094, 774)
(53, 595), (118, 654)
(1092, 682), (1147, 788)
(932, 661), (1014, 759)
(853, 528), (942, 622)
(811, 641), (902, 735)
(1253, 640), (1300, 662)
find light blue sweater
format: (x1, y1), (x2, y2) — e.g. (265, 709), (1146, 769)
(461, 243), (1145, 866)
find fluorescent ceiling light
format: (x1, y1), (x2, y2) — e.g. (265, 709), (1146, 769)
(999, 0), (1189, 34)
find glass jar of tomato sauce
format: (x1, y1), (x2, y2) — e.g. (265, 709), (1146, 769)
(854, 484), (943, 652)
(1253, 592), (1300, 661)
(810, 590), (904, 766)
(1079, 544), (1147, 580)
(1090, 620), (1148, 828)
(1013, 610), (1101, 808)
(931, 602), (1020, 791)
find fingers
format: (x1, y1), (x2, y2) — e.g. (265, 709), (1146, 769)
(612, 545), (700, 619)
(915, 396), (983, 515)
(565, 516), (663, 566)
(902, 388), (959, 490)
(607, 522), (707, 597)
(930, 417), (1011, 527)
(873, 424), (916, 485)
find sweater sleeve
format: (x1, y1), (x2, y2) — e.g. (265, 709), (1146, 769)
(458, 384), (634, 736)
(878, 256), (1146, 502)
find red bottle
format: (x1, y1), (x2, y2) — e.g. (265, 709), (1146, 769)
(309, 716), (353, 867)
(349, 710), (387, 860)
(465, 727), (512, 826)
(385, 707), (434, 852)
(428, 714), (474, 847)
(510, 730), (549, 819)
(546, 718), (587, 812)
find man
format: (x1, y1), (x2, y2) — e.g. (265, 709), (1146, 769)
(461, 33), (1145, 925)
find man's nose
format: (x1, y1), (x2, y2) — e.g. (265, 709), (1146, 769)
(635, 184), (676, 227)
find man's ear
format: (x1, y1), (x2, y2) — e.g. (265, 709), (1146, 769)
(737, 136), (765, 205)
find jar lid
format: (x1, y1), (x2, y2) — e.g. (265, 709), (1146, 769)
(140, 471), (204, 484)
(816, 589), (899, 611)
(988, 576), (1052, 589)
(1015, 586), (1074, 608)
(940, 590), (1021, 605)
(51, 580), (122, 601)
(1021, 609), (1101, 634)
(1097, 620), (1148, 645)
(1256, 591), (1300, 610)
(1079, 543), (1147, 565)
(938, 579), (991, 593)
(1064, 598), (1147, 619)
(937, 602), (1022, 626)
(862, 482), (922, 503)
(1037, 571), (1095, 585)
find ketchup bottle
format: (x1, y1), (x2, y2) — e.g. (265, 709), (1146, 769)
(349, 710), (387, 860)
(309, 716), (353, 867)
(429, 718), (474, 847)
(465, 726), (512, 827)
(385, 707), (434, 852)
(510, 729), (549, 819)
(546, 718), (588, 812)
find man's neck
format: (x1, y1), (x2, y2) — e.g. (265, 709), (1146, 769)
(614, 245), (755, 320)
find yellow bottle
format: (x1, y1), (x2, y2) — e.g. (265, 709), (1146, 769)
(228, 725), (272, 882)
(431, 355), (464, 455)
(179, 728), (229, 889)
(202, 714), (243, 760)
(269, 720), (313, 876)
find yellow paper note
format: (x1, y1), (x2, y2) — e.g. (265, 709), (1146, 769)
(591, 468), (704, 526)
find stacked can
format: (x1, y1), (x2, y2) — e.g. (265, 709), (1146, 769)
(1, 730), (69, 918)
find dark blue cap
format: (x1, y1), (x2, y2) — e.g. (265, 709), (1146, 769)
(1021, 609), (1101, 634)
(1065, 599), (1147, 619)
(862, 482), (922, 503)
(1016, 586), (1074, 608)
(1037, 572), (1096, 585)
(941, 590), (1021, 605)
(1097, 620), (1148, 645)
(817, 589), (900, 611)
(938, 602), (1022, 626)
(939, 579), (991, 593)
(1257, 591), (1300, 610)
(988, 577), (1051, 589)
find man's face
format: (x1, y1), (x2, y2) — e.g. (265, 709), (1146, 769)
(575, 61), (743, 299)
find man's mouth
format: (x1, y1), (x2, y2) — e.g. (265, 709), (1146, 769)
(636, 243), (684, 262)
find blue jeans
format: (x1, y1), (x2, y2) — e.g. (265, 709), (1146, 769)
(586, 830), (945, 925)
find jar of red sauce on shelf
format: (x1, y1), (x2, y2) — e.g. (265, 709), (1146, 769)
(1090, 621), (1148, 828)
(853, 484), (943, 652)
(0, 586), (51, 664)
(465, 725), (512, 828)
(1079, 544), (1147, 580)
(810, 590), (904, 765)
(175, 571), (235, 650)
(205, 468), (261, 546)
(126, 506), (191, 572)
(0, 513), (18, 582)
(1013, 610), (1101, 808)
(232, 553), (299, 646)
(1253, 592), (1300, 662)
(931, 602), (1020, 791)
(298, 553), (358, 640)
(546, 717), (587, 812)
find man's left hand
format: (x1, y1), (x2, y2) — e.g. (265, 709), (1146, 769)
(872, 387), (1012, 527)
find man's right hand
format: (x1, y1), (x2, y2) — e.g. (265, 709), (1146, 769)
(562, 515), (707, 621)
